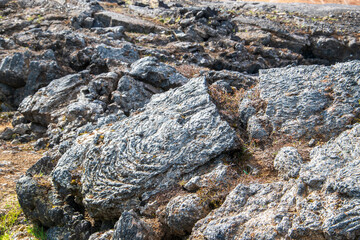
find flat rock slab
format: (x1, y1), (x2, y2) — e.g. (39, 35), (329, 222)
(51, 77), (238, 220)
(240, 60), (360, 141)
(95, 11), (167, 34)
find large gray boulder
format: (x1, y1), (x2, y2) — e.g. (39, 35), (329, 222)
(190, 123), (360, 240)
(23, 77), (238, 224)
(240, 60), (360, 141)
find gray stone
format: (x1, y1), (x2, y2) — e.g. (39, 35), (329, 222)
(51, 77), (237, 220)
(184, 176), (201, 192)
(0, 51), (65, 106)
(190, 124), (360, 240)
(274, 147), (303, 179)
(247, 115), (270, 141)
(95, 43), (139, 63)
(112, 210), (155, 240)
(0, 52), (28, 88)
(94, 11), (167, 33)
(12, 112), (27, 127)
(13, 123), (31, 135)
(312, 36), (346, 61)
(130, 57), (188, 90)
(238, 98), (256, 128)
(0, 127), (14, 140)
(19, 72), (90, 126)
(242, 60), (360, 140)
(212, 80), (233, 94)
(112, 75), (159, 114)
(89, 230), (114, 240)
(164, 194), (210, 236)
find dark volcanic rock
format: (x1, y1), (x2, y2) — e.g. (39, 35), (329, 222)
(19, 72), (90, 126)
(130, 57), (188, 90)
(94, 11), (168, 33)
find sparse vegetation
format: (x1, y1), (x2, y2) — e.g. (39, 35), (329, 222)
(0, 201), (22, 238)
(27, 225), (46, 240)
(208, 85), (244, 122)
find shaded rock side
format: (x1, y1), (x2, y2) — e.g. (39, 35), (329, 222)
(51, 77), (238, 220)
(190, 123), (360, 240)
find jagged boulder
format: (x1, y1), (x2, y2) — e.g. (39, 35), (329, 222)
(112, 210), (156, 240)
(190, 123), (360, 240)
(111, 75), (160, 115)
(17, 77), (238, 234)
(0, 50), (65, 106)
(130, 57), (188, 90)
(18, 72), (90, 126)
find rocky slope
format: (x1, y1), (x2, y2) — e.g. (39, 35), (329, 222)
(0, 0), (359, 239)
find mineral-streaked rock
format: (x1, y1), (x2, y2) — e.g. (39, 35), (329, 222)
(51, 77), (238, 220)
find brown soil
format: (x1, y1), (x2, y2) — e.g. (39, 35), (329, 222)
(0, 141), (42, 202)
(0, 118), (43, 238)
(239, 0), (360, 5)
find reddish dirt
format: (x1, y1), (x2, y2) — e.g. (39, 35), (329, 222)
(240, 0), (360, 5)
(0, 141), (43, 205)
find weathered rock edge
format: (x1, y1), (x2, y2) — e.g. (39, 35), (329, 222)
(190, 123), (360, 240)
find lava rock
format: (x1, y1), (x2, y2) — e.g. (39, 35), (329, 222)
(130, 57), (188, 90)
(274, 147), (303, 179)
(51, 77), (238, 220)
(164, 194), (210, 236)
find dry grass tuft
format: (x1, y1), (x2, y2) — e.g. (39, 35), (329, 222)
(174, 64), (206, 78)
(208, 85), (244, 125)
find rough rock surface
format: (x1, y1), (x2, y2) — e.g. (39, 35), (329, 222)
(112, 210), (156, 240)
(94, 11), (167, 33)
(190, 124), (360, 240)
(16, 76), (238, 238)
(164, 194), (210, 236)
(130, 57), (188, 90)
(1, 0), (358, 239)
(51, 77), (237, 219)
(274, 147), (303, 179)
(18, 72), (91, 126)
(241, 60), (360, 141)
